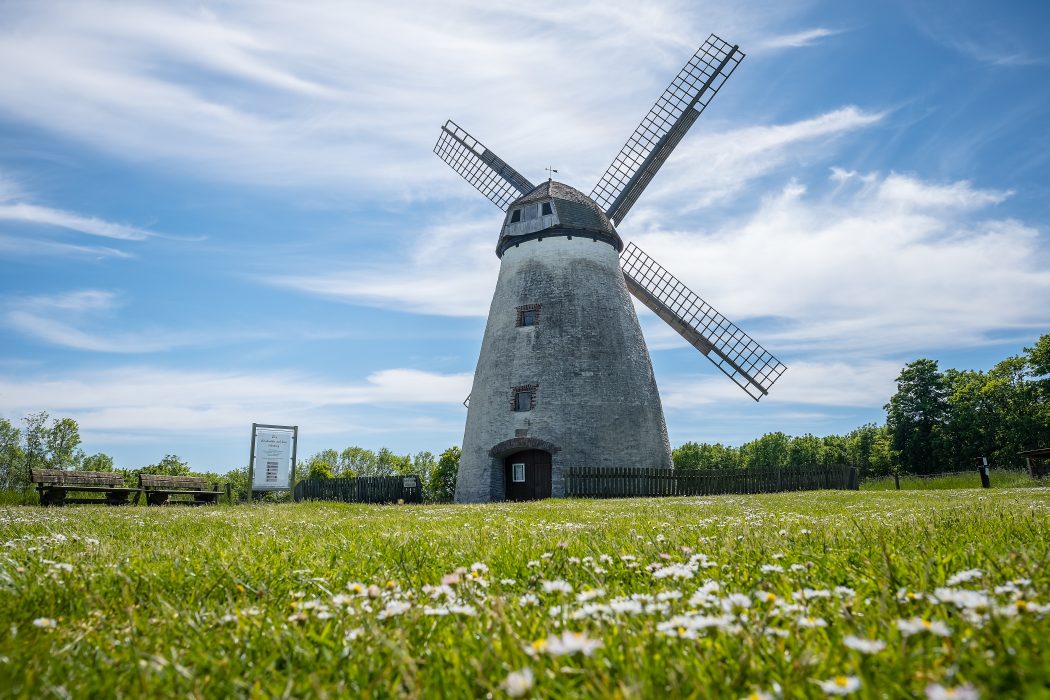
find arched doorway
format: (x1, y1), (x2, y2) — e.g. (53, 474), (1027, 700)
(504, 450), (552, 501)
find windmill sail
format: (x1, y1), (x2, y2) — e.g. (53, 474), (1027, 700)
(620, 243), (786, 401)
(591, 35), (744, 225)
(434, 120), (535, 210)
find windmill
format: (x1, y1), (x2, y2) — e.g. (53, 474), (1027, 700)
(434, 35), (786, 503)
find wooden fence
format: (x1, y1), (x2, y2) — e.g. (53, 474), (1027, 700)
(293, 475), (422, 504)
(564, 464), (858, 499)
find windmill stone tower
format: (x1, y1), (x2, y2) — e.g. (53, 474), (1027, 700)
(434, 35), (787, 503)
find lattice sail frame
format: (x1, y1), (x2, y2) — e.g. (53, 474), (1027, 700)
(620, 243), (786, 401)
(591, 35), (743, 225)
(434, 120), (535, 210)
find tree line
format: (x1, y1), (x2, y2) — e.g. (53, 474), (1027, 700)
(0, 413), (463, 503)
(673, 334), (1050, 476)
(2, 333), (1046, 495)
(298, 446), (461, 502)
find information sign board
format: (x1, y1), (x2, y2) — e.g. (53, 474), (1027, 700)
(248, 423), (298, 492)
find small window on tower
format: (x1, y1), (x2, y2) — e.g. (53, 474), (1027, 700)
(512, 463), (525, 482)
(515, 304), (541, 327)
(541, 202), (553, 216)
(512, 384), (537, 412)
(510, 209), (521, 223)
(523, 204), (539, 220)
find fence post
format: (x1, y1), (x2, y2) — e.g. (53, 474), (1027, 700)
(894, 469), (900, 490)
(975, 457), (990, 488)
(848, 465), (859, 491)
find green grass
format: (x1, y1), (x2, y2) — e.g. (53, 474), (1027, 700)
(3, 490), (1050, 698)
(861, 469), (1044, 491)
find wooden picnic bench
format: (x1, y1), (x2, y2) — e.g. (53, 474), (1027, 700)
(136, 474), (227, 506)
(31, 469), (139, 506)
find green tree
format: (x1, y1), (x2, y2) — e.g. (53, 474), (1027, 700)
(885, 359), (949, 474)
(846, 424), (895, 477)
(139, 454), (191, 476)
(672, 442), (740, 471)
(339, 447), (377, 478)
(429, 446), (460, 502)
(741, 432), (791, 469)
(0, 418), (24, 489)
(81, 453), (115, 472)
(788, 434), (823, 466)
(226, 466), (250, 501)
(307, 458), (334, 480)
(1026, 333), (1050, 378)
(375, 447), (412, 476)
(412, 450), (437, 485)
(46, 417), (82, 470)
(820, 434), (850, 467)
(22, 411), (50, 477)
(303, 449), (339, 478)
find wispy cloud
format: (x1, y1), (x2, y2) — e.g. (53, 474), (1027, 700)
(660, 358), (900, 409)
(265, 218), (500, 317)
(630, 106), (885, 216)
(0, 203), (154, 240)
(3, 290), (184, 352)
(268, 106), (884, 318)
(632, 169), (1049, 358)
(755, 27), (844, 51)
(0, 1), (834, 195)
(0, 235), (132, 260)
(0, 365), (473, 436)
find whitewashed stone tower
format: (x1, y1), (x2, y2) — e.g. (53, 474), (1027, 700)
(457, 182), (671, 502)
(433, 35), (787, 502)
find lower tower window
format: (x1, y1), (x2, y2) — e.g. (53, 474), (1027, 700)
(512, 384), (537, 412)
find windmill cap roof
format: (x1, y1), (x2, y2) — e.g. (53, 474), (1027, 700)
(510, 180), (615, 232)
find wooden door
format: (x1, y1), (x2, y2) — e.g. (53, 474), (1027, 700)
(504, 450), (552, 501)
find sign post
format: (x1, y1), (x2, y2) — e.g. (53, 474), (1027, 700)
(248, 423), (298, 499)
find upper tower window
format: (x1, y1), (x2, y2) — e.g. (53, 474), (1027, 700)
(541, 202), (553, 216)
(510, 209), (521, 223)
(523, 203), (539, 220)
(516, 304), (541, 327)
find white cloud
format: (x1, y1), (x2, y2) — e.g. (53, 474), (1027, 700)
(0, 365), (473, 435)
(631, 169), (1050, 356)
(0, 1), (827, 195)
(628, 106), (885, 216)
(266, 107), (884, 317)
(2, 290), (241, 353)
(660, 358), (899, 409)
(0, 235), (132, 260)
(0, 203), (154, 240)
(267, 217), (501, 317)
(755, 27), (843, 51)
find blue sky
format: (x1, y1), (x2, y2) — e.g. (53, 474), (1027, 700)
(1, 0), (1048, 473)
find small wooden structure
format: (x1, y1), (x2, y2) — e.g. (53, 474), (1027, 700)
(31, 469), (139, 506)
(136, 474), (226, 506)
(1020, 448), (1050, 478)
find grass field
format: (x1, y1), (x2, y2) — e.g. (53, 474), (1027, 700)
(3, 489), (1050, 699)
(861, 469), (1043, 491)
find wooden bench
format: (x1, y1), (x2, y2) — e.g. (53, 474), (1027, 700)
(136, 474), (226, 506)
(31, 469), (139, 506)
